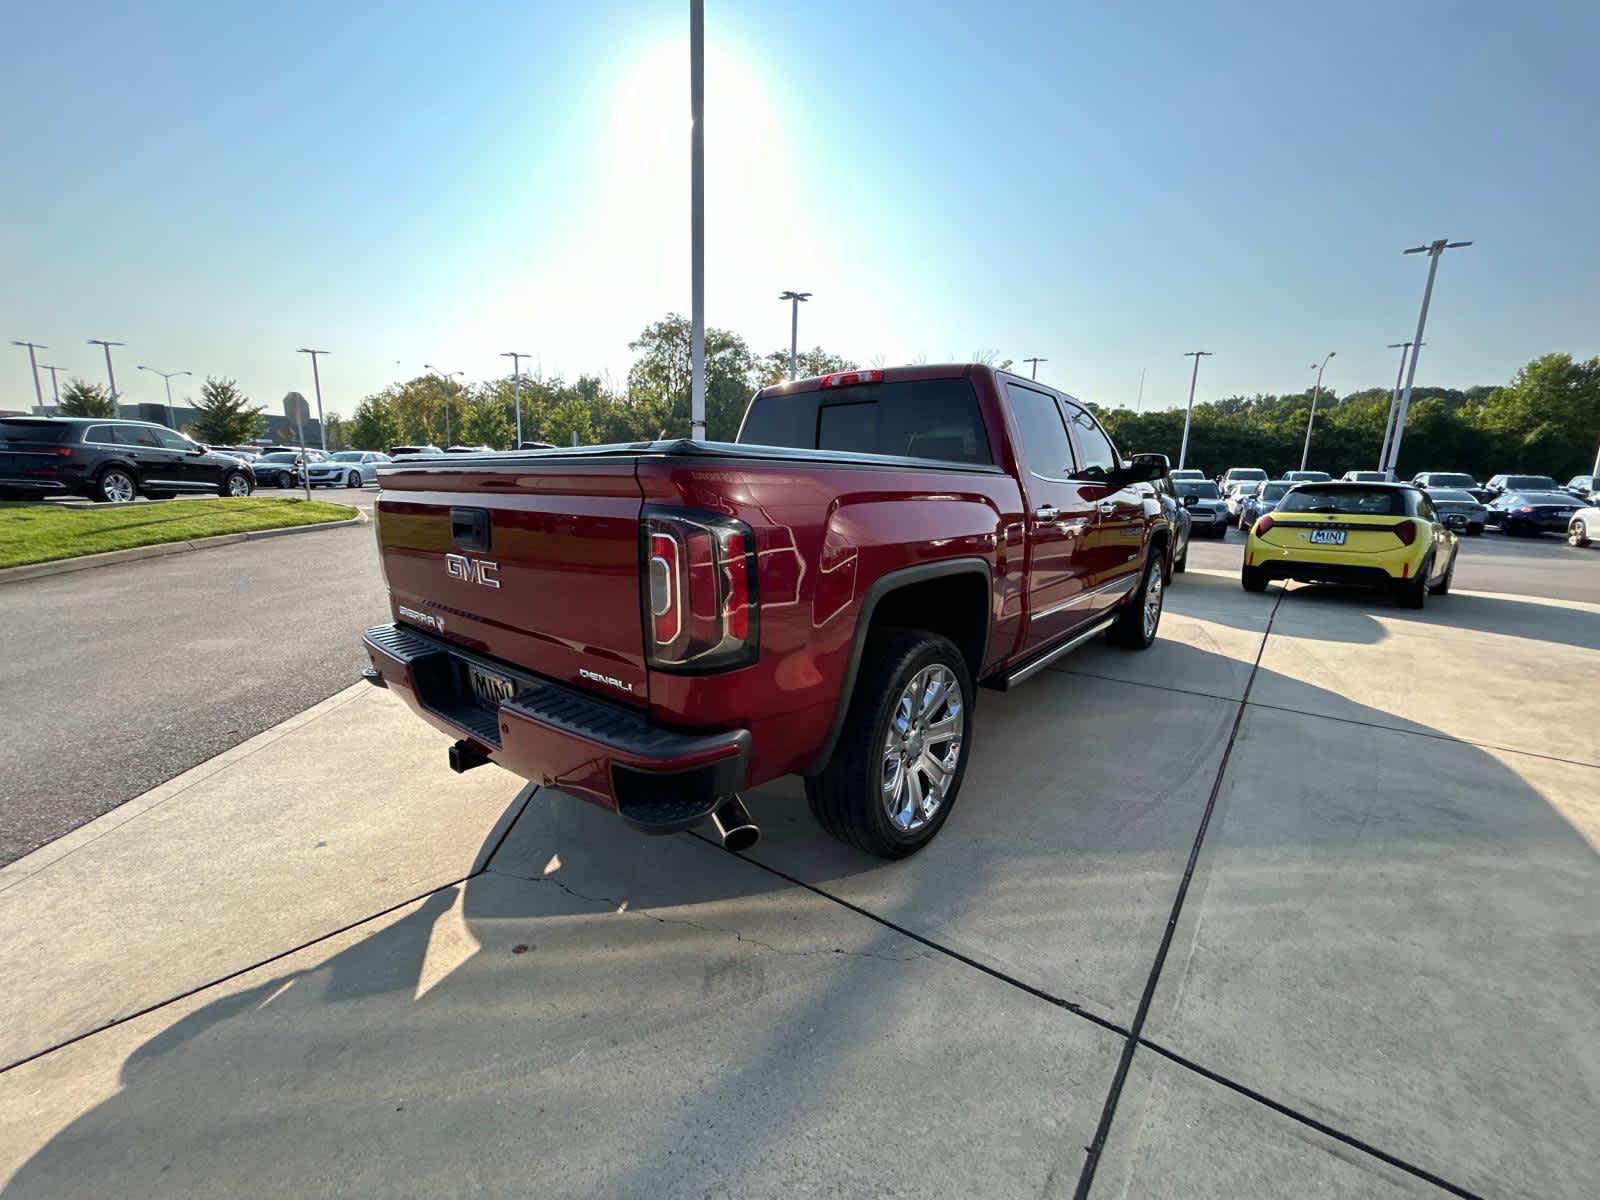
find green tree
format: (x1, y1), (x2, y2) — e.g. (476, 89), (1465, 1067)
(1474, 354), (1600, 478)
(348, 393), (403, 450)
(322, 412), (350, 451)
(58, 378), (115, 417)
(754, 347), (857, 388)
(187, 377), (265, 445)
(627, 314), (758, 441)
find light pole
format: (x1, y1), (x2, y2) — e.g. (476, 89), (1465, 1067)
(137, 365), (192, 429)
(297, 349), (330, 449)
(1022, 356), (1046, 380)
(39, 363), (64, 409)
(424, 364), (463, 445)
(778, 291), (811, 380)
(1300, 351), (1335, 472)
(11, 341), (46, 412)
(1136, 367), (1146, 413)
(1178, 350), (1212, 470)
(88, 339), (125, 416)
(501, 351), (530, 446)
(689, 0), (706, 439)
(1385, 238), (1472, 478)
(1377, 341), (1418, 472)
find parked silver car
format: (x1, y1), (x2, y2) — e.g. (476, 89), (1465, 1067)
(308, 451), (390, 488)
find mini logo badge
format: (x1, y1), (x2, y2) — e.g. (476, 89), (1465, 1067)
(446, 553), (500, 588)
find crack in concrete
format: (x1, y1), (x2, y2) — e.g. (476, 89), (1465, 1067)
(485, 866), (933, 964)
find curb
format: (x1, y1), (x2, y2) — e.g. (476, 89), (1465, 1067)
(0, 509), (368, 585)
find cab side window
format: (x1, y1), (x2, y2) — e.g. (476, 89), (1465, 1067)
(1062, 402), (1117, 481)
(1005, 384), (1075, 479)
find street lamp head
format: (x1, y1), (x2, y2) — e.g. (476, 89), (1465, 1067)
(779, 290), (812, 302)
(297, 348), (329, 356)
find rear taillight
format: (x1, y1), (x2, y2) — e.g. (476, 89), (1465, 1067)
(1395, 519), (1417, 545)
(643, 509), (759, 672)
(818, 369), (884, 389)
(1254, 514), (1275, 535)
(1517, 506), (1533, 514)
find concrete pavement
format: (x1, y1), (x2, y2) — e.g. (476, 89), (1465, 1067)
(2, 563), (1597, 1197)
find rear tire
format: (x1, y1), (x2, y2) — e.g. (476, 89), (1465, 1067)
(221, 471), (252, 497)
(1396, 560), (1430, 609)
(1107, 551), (1164, 649)
(1241, 564), (1269, 593)
(805, 629), (973, 859)
(1173, 542), (1188, 573)
(1427, 550), (1455, 595)
(1569, 519), (1591, 548)
(1467, 523), (1483, 537)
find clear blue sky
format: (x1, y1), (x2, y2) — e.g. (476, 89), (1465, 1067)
(4, 0), (1597, 422)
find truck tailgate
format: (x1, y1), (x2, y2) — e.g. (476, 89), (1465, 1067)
(375, 460), (649, 706)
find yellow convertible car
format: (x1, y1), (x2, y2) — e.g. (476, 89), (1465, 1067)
(1242, 482), (1459, 608)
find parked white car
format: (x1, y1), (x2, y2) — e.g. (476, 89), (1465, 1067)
(1568, 506), (1600, 547)
(308, 451), (391, 488)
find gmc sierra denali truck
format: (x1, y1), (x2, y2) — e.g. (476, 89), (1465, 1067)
(362, 365), (1170, 858)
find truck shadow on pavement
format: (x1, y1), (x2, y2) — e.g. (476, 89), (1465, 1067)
(5, 638), (1597, 1199)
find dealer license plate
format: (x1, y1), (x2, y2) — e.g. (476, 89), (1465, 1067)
(1309, 528), (1347, 545)
(466, 662), (517, 708)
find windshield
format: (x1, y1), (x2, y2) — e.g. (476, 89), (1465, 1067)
(1175, 482), (1220, 499)
(1261, 483), (1291, 501)
(329, 451), (364, 461)
(1426, 473), (1476, 486)
(1504, 475), (1559, 490)
(1285, 472), (1329, 481)
(1346, 472), (1385, 481)
(1428, 489), (1477, 502)
(259, 452), (298, 462)
(1278, 487), (1407, 516)
(1228, 469), (1267, 481)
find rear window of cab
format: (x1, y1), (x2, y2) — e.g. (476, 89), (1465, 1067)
(738, 379), (993, 465)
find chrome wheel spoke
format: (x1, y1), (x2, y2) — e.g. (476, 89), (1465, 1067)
(880, 660), (965, 834)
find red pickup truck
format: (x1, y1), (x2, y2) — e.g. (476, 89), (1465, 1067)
(363, 365), (1171, 858)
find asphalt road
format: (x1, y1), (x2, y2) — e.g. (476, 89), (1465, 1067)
(0, 520), (388, 865)
(2, 510), (1594, 867)
(1187, 520), (1600, 601)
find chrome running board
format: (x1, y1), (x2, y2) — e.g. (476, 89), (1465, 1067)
(989, 615), (1117, 692)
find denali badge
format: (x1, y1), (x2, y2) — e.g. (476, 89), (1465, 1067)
(446, 553), (500, 588)
(580, 667), (635, 693)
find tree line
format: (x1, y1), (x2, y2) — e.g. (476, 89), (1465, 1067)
(47, 323), (1598, 481)
(1095, 353), (1599, 481)
(345, 315), (853, 450)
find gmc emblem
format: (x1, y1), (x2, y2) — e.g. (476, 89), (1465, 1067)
(445, 553), (500, 588)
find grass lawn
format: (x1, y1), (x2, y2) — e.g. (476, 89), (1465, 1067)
(0, 498), (358, 569)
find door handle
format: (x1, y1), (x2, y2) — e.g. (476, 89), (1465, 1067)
(1097, 502), (1116, 515)
(1033, 505), (1060, 522)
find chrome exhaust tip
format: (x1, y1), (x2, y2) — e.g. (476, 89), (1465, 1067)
(709, 794), (760, 852)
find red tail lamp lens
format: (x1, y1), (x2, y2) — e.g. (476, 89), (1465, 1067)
(1395, 519), (1418, 545)
(643, 510), (759, 672)
(1254, 514), (1275, 535)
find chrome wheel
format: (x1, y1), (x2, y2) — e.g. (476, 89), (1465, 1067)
(226, 473), (251, 496)
(348, 471), (361, 488)
(881, 663), (964, 833)
(1570, 520), (1590, 548)
(101, 471), (135, 503)
(1142, 562), (1164, 639)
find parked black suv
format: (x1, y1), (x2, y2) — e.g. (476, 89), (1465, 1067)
(0, 417), (257, 503)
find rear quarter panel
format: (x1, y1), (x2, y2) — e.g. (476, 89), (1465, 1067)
(637, 458), (1026, 785)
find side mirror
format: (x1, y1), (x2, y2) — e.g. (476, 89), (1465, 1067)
(1110, 456), (1168, 487)
(189, 445), (206, 455)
